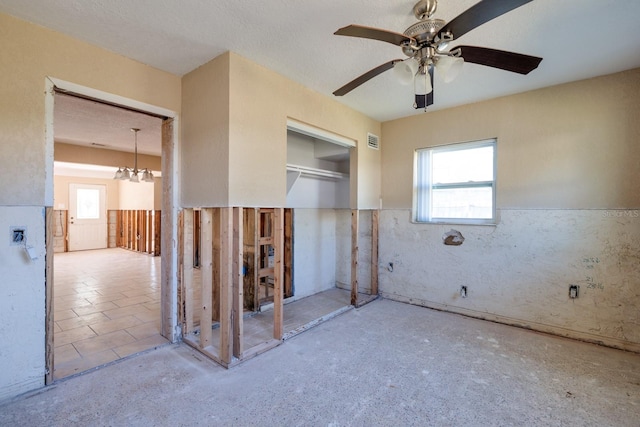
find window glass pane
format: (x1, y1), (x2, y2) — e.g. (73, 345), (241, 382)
(77, 189), (100, 219)
(432, 145), (493, 184)
(431, 187), (493, 219)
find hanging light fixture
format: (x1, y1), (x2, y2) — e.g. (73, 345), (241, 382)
(413, 63), (433, 111)
(114, 128), (155, 183)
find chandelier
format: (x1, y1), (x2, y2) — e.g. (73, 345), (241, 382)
(113, 128), (154, 182)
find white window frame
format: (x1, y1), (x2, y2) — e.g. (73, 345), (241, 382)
(412, 138), (497, 225)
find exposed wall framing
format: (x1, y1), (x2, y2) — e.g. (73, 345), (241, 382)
(116, 209), (161, 255)
(52, 209), (68, 253)
(350, 209), (379, 307)
(180, 207), (378, 367)
(180, 207), (285, 368)
(45, 207), (54, 385)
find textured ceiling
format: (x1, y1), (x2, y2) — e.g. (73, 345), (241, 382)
(3, 0), (640, 137)
(54, 93), (163, 156)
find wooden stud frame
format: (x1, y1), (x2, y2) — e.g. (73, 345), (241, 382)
(273, 208), (284, 340)
(45, 207), (54, 385)
(232, 207), (244, 358)
(351, 209), (359, 306)
(182, 209), (195, 335)
(199, 208), (214, 349)
(181, 206), (285, 368)
(371, 210), (379, 296)
(218, 207), (233, 364)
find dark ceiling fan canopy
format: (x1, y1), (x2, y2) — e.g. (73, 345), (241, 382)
(333, 0), (542, 109)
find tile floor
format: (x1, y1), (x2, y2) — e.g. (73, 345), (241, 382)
(53, 248), (168, 379)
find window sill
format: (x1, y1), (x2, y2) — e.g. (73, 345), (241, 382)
(411, 219), (497, 226)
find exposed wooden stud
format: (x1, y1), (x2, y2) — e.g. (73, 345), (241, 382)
(242, 208), (257, 311)
(145, 211), (151, 253)
(140, 210), (146, 252)
(160, 117), (176, 342)
(273, 208), (284, 340)
(183, 209), (195, 335)
(116, 210), (121, 247)
(212, 209), (221, 322)
(232, 207), (244, 358)
(200, 208), (214, 349)
(194, 210), (201, 267)
(371, 209), (379, 296)
(177, 210), (184, 330)
(45, 207), (54, 385)
(351, 209), (359, 307)
(219, 207), (233, 363)
(284, 208), (293, 298)
(154, 210), (161, 256)
(129, 210), (134, 250)
(134, 210), (139, 251)
(252, 208), (260, 310)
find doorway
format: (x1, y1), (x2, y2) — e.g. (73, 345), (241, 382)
(68, 183), (107, 251)
(45, 78), (179, 383)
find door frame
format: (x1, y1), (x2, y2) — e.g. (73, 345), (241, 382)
(44, 77), (180, 384)
(68, 183), (108, 251)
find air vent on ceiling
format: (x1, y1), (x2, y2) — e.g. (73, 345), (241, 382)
(367, 133), (380, 150)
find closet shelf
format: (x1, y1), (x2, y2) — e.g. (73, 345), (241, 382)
(286, 164), (348, 180)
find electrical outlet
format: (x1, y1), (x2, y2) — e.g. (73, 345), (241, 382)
(569, 285), (579, 299)
(10, 226), (26, 246)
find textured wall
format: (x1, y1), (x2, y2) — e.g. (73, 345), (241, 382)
(228, 53), (381, 209)
(382, 69), (640, 210)
(378, 209), (640, 351)
(0, 207), (46, 401)
(379, 69), (640, 351)
(292, 209), (340, 299)
(0, 12), (180, 401)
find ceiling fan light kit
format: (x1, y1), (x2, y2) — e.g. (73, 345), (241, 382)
(333, 0), (542, 111)
(113, 128), (155, 183)
(393, 58), (419, 85)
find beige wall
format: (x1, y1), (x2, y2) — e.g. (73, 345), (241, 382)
(0, 13), (179, 206)
(119, 180), (155, 210)
(226, 52), (381, 208)
(55, 143), (162, 171)
(182, 51), (382, 208)
(54, 176), (120, 210)
(378, 69), (640, 352)
(382, 68), (640, 209)
(0, 12), (180, 401)
(181, 53), (230, 207)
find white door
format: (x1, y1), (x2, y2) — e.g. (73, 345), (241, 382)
(68, 183), (107, 251)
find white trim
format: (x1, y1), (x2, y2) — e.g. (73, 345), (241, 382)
(44, 77), (181, 349)
(46, 77), (176, 119)
(286, 118), (356, 148)
(286, 164), (348, 180)
(413, 138), (497, 224)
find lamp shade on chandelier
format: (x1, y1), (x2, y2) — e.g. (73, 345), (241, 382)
(114, 128), (155, 183)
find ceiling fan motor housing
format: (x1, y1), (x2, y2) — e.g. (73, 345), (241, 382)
(402, 18), (446, 57)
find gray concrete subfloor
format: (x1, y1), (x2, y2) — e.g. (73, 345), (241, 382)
(195, 287), (374, 352)
(2, 298), (639, 426)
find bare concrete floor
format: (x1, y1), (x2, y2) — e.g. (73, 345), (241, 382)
(2, 299), (639, 426)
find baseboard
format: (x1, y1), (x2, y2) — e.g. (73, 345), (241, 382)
(380, 292), (640, 354)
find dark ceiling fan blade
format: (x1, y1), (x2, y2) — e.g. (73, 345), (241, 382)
(456, 45), (542, 74)
(333, 59), (404, 96)
(335, 25), (415, 46)
(438, 0), (534, 41)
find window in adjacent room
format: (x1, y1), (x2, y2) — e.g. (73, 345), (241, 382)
(413, 138), (496, 224)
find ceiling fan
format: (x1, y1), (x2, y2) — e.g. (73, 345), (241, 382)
(333, 0), (543, 110)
